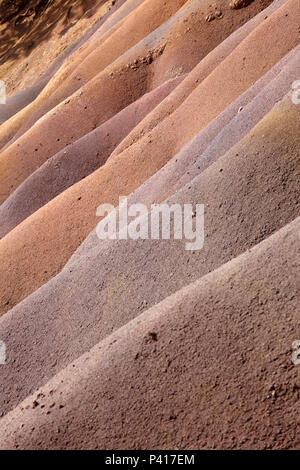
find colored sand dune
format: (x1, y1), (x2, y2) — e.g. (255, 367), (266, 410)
(0, 0), (299, 450)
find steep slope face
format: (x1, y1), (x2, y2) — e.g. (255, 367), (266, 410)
(110, 0), (286, 159)
(0, 0), (299, 451)
(0, 0), (116, 95)
(0, 75), (185, 238)
(0, 0), (297, 317)
(2, 23), (300, 238)
(163, 44), (300, 198)
(0, 0), (188, 150)
(96, 43), (299, 232)
(0, 0), (277, 192)
(0, 0), (125, 124)
(0, 93), (299, 416)
(0, 216), (299, 449)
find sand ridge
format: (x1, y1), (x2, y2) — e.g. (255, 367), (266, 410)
(0, 0), (299, 450)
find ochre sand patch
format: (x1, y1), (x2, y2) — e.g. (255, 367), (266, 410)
(0, 76), (184, 238)
(0, 0), (275, 180)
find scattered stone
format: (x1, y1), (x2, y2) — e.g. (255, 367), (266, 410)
(146, 331), (158, 342)
(230, 0), (253, 10)
(206, 13), (215, 23)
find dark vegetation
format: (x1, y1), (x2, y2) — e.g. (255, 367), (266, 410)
(0, 0), (108, 65)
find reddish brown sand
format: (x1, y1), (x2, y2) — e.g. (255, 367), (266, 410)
(0, 1), (127, 124)
(163, 44), (300, 199)
(0, 0), (299, 450)
(0, 0), (298, 319)
(71, 51), (299, 266)
(111, 0), (286, 158)
(0, 0), (118, 95)
(0, 0), (188, 150)
(0, 0), (276, 196)
(0, 75), (184, 238)
(0, 93), (299, 418)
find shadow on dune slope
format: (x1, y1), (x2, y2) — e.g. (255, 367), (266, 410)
(0, 0), (110, 65)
